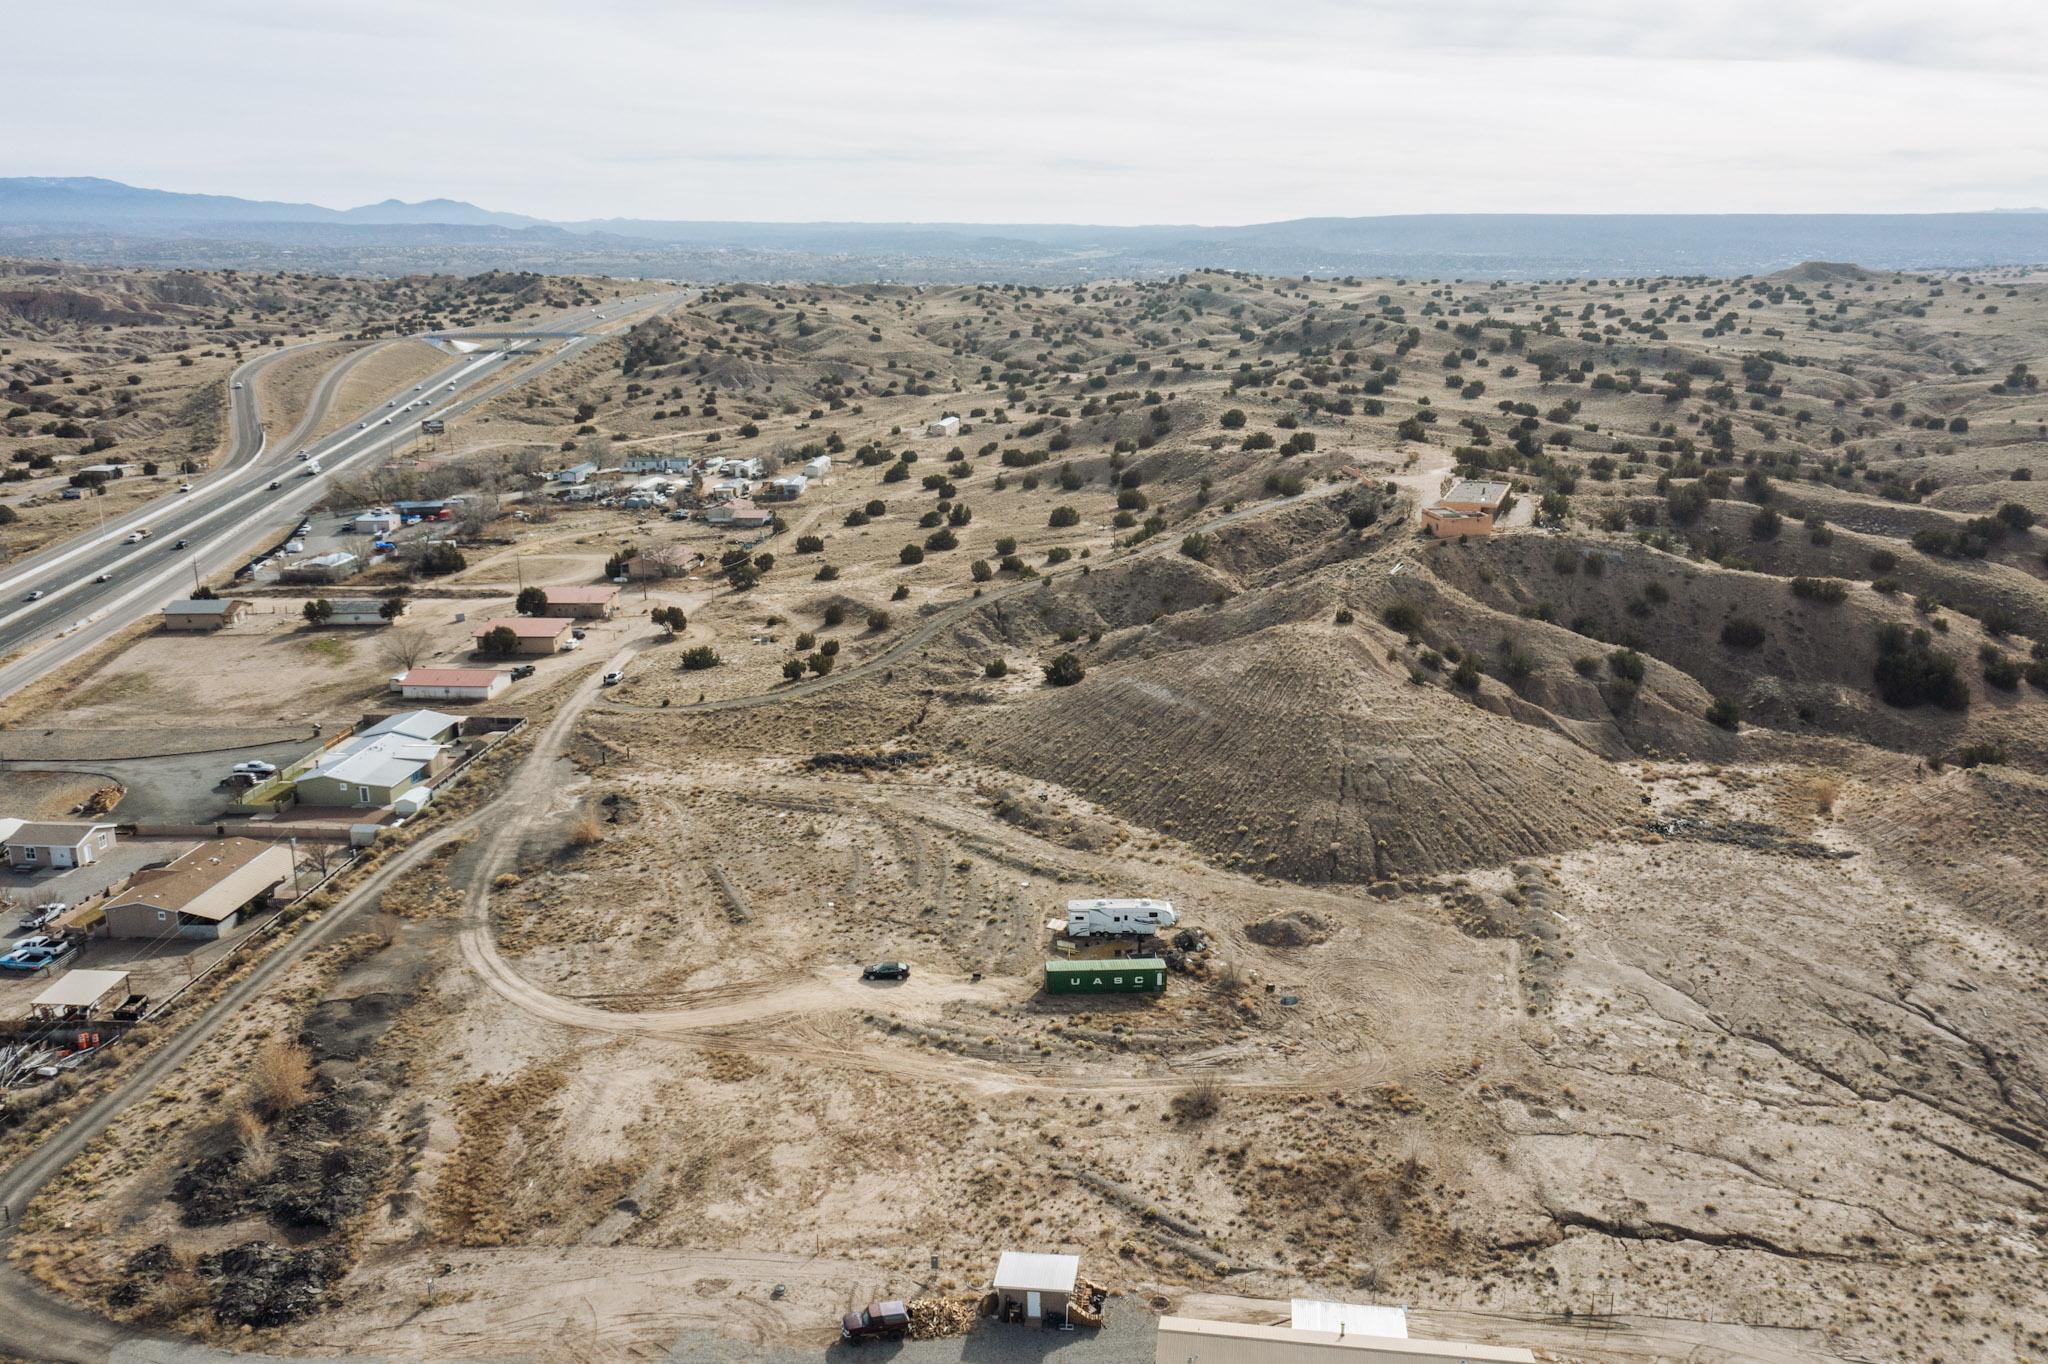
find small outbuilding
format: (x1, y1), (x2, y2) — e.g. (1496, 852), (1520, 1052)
(926, 415), (961, 438)
(161, 598), (251, 632)
(992, 1251), (1079, 1325)
(28, 969), (132, 1023)
(2, 821), (117, 871)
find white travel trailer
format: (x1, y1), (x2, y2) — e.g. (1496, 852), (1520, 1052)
(1065, 898), (1178, 938)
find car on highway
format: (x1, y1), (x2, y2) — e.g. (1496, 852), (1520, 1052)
(269, 480), (282, 490)
(0, 943), (75, 972)
(386, 400), (396, 408)
(123, 531), (144, 545)
(22, 589), (43, 602)
(171, 538), (189, 549)
(413, 384), (423, 390)
(295, 450), (309, 460)
(178, 483), (192, 493)
(94, 573), (110, 583)
(861, 961), (911, 981)
(232, 380), (243, 389)
(357, 422), (367, 430)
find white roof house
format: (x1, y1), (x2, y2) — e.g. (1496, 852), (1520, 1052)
(802, 455), (832, 481)
(360, 709), (461, 743)
(927, 415), (961, 437)
(303, 736), (441, 789)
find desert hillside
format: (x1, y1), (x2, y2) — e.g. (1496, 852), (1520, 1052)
(7, 261), (2047, 1364)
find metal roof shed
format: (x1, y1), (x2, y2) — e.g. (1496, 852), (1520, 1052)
(992, 1251), (1078, 1323)
(28, 970), (131, 1020)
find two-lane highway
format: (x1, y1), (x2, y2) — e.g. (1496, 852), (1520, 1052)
(0, 290), (687, 698)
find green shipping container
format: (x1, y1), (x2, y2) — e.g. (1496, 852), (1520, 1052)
(1043, 957), (1166, 995)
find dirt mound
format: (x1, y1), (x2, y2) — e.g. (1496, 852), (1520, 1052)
(950, 618), (1636, 881)
(1244, 910), (1331, 947)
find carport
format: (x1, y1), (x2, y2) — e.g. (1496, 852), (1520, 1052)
(27, 969), (131, 1023)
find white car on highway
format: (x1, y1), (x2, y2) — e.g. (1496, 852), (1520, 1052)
(178, 483), (192, 493)
(22, 590), (43, 602)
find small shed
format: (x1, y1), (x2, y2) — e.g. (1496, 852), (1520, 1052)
(1043, 958), (1166, 995)
(28, 969), (131, 1022)
(992, 1251), (1078, 1324)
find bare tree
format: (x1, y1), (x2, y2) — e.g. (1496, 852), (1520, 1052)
(381, 626), (433, 670)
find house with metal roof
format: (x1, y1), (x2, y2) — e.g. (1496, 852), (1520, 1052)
(292, 716), (452, 809)
(161, 598), (251, 632)
(396, 668), (509, 702)
(103, 839), (295, 941)
(541, 584), (620, 619)
(472, 617), (575, 655)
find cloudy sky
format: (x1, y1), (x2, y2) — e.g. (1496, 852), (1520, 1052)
(13, 0), (2048, 223)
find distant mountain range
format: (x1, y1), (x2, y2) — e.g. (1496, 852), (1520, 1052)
(2, 176), (2044, 283)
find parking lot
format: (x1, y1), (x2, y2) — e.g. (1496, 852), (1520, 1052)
(0, 730), (330, 827)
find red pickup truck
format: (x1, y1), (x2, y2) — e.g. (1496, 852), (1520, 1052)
(841, 1300), (910, 1343)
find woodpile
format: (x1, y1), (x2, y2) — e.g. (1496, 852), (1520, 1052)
(907, 1294), (980, 1340)
(1067, 1278), (1107, 1328)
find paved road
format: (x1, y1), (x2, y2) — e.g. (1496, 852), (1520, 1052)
(0, 290), (687, 702)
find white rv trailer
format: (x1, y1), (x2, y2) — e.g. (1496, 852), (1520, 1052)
(1065, 898), (1178, 938)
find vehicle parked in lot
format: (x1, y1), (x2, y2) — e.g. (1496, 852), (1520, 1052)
(861, 961), (911, 981)
(510, 664), (537, 680)
(231, 759), (278, 776)
(0, 943), (75, 972)
(15, 904), (65, 933)
(840, 1301), (911, 1343)
(12, 934), (63, 954)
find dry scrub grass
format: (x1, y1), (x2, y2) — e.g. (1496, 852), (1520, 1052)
(248, 1039), (313, 1121)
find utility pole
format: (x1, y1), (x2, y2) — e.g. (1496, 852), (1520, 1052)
(289, 836), (302, 897)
